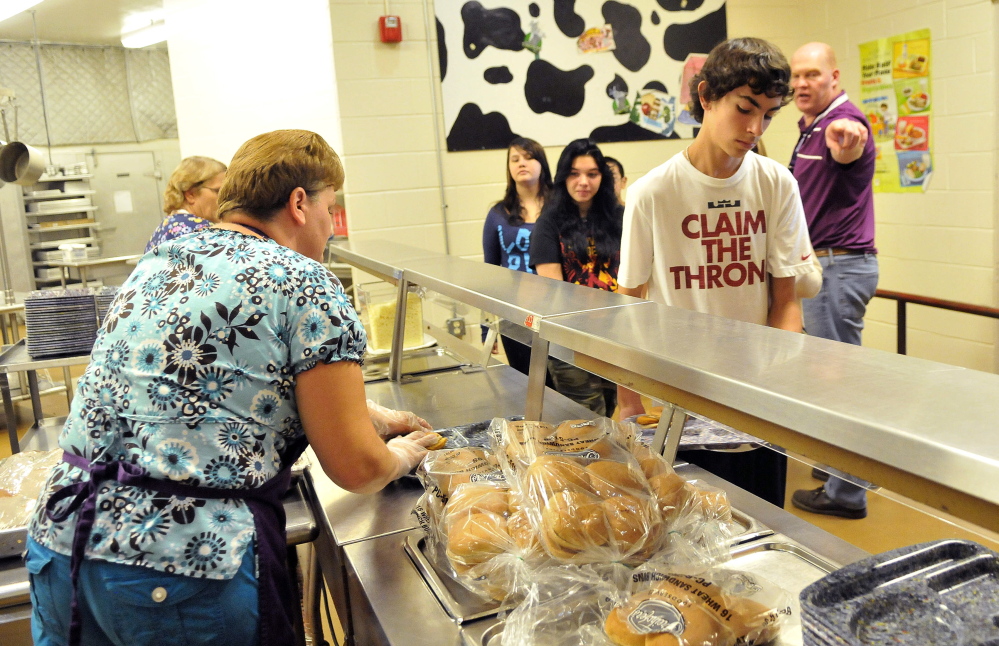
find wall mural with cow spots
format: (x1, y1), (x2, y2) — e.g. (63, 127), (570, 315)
(438, 0), (726, 151)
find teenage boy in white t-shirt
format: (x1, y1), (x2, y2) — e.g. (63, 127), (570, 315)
(616, 38), (815, 508)
(618, 37), (815, 419)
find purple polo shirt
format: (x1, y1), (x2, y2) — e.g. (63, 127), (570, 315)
(790, 92), (877, 253)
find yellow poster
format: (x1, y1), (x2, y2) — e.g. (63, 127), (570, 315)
(860, 29), (932, 193)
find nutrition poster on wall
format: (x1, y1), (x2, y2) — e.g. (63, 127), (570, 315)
(859, 29), (932, 193)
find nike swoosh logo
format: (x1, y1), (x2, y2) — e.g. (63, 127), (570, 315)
(802, 253), (812, 261)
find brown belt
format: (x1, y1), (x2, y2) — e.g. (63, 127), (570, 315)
(814, 248), (863, 257)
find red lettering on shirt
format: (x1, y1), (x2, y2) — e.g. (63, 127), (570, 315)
(681, 214), (700, 239)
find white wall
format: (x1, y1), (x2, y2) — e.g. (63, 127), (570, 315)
(165, 0), (344, 164)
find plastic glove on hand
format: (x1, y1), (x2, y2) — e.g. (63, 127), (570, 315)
(367, 399), (433, 437)
(387, 431), (439, 479)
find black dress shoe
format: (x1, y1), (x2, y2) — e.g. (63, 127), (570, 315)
(791, 487), (867, 519)
(811, 467), (830, 482)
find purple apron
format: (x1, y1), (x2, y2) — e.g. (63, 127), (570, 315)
(45, 406), (306, 646)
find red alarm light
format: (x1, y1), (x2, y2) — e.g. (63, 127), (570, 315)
(379, 15), (402, 43)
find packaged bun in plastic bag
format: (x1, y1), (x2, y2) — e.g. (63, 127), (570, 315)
(491, 417), (664, 566)
(604, 567), (792, 646)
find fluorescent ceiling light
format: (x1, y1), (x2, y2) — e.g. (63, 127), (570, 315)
(121, 20), (166, 48)
(121, 9), (166, 48)
(0, 1), (43, 24)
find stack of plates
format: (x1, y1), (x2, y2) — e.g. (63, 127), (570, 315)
(800, 539), (999, 645)
(24, 288), (99, 358)
(95, 286), (119, 327)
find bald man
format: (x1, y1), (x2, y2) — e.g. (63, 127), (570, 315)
(789, 42), (878, 519)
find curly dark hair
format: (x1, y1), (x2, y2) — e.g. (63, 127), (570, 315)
(498, 137), (553, 226)
(542, 138), (622, 267)
(687, 37), (793, 124)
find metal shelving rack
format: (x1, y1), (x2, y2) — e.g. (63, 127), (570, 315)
(21, 172), (101, 289)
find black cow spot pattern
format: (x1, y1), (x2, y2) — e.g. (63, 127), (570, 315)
(656, 0), (705, 10)
(461, 1), (524, 59)
(606, 74), (628, 98)
(642, 80), (669, 93)
(437, 18), (447, 80)
(447, 103), (520, 151)
(485, 66), (514, 84)
(524, 59), (593, 116)
(602, 1), (649, 72)
(651, 11), (660, 24)
(529, 2), (540, 17)
(553, 0), (585, 37)
(664, 5), (726, 61)
(590, 121), (680, 142)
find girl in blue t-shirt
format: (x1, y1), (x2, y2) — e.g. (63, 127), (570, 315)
(481, 137), (552, 375)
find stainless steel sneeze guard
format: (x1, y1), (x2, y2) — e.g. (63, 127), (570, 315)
(330, 239), (999, 531)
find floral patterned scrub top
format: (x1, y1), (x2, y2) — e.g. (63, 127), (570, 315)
(145, 211), (212, 253)
(29, 228), (366, 580)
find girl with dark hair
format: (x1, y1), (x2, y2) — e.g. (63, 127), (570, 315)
(530, 138), (623, 415)
(482, 137), (553, 375)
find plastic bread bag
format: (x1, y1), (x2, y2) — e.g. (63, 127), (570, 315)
(0, 449), (61, 530)
(525, 454), (665, 565)
(499, 563), (630, 646)
(603, 566), (793, 646)
(533, 418), (638, 461)
(413, 447), (505, 552)
(489, 418), (554, 476)
(416, 446), (505, 501)
(440, 481), (547, 601)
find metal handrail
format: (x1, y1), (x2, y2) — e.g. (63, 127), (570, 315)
(874, 289), (999, 355)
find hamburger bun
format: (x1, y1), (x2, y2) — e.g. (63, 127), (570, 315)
(602, 494), (650, 551)
(540, 490), (609, 559)
(445, 511), (512, 572)
(692, 487), (733, 522)
(587, 460), (646, 498)
(633, 445), (669, 479)
(648, 472), (694, 523)
(444, 482), (509, 520)
(526, 454), (593, 499)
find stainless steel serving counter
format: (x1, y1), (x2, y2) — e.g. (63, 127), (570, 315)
(339, 463), (869, 646)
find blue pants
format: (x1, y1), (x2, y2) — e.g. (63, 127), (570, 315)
(25, 537), (259, 646)
(802, 252), (879, 509)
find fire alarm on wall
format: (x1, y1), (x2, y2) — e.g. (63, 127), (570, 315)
(379, 15), (402, 43)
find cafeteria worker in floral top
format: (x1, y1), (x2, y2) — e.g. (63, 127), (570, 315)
(145, 156), (227, 252)
(27, 130), (437, 646)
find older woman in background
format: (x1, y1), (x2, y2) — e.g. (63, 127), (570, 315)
(27, 130), (435, 646)
(145, 156), (227, 252)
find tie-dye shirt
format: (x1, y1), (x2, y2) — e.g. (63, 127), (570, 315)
(30, 228), (366, 580)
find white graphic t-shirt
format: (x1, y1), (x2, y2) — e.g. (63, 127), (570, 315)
(619, 151), (815, 325)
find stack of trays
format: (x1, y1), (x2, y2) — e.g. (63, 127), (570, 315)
(95, 286), (119, 326)
(800, 539), (999, 645)
(24, 288), (99, 358)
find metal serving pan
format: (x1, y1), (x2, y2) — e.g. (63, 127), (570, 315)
(405, 508), (771, 625)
